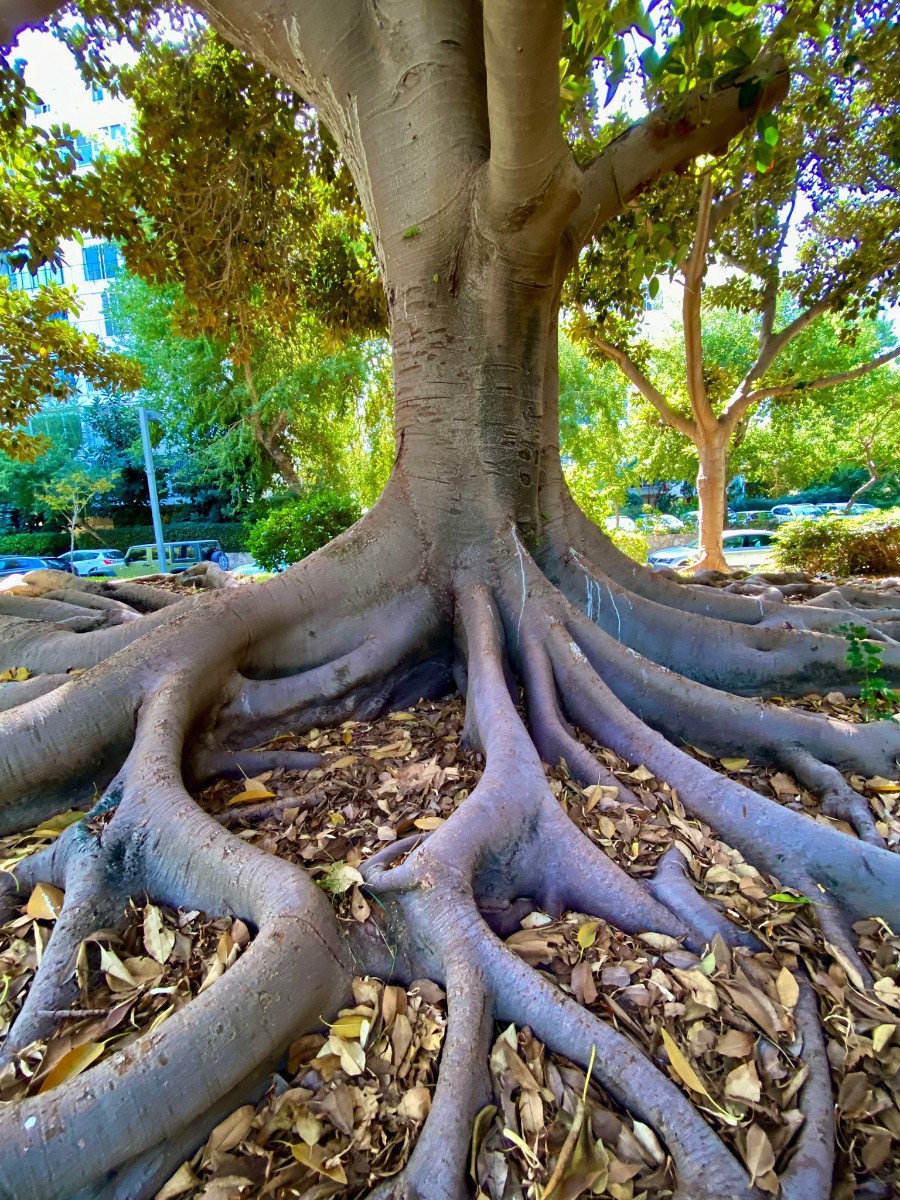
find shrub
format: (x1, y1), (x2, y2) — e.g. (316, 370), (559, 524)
(606, 525), (648, 563)
(0, 532), (62, 556)
(772, 509), (900, 576)
(246, 492), (361, 571)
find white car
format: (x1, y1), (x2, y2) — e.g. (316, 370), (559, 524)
(636, 512), (684, 532)
(770, 503), (824, 523)
(603, 515), (637, 532)
(818, 502), (879, 517)
(57, 548), (126, 577)
(648, 530), (777, 572)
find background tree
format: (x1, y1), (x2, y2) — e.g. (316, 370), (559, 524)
(36, 464), (119, 553)
(1, 4), (899, 1200)
(572, 5), (900, 570)
(104, 273), (393, 509)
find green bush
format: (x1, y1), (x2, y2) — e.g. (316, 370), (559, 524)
(0, 522), (250, 558)
(772, 509), (900, 576)
(0, 532), (62, 556)
(246, 492), (361, 571)
(607, 525), (649, 564)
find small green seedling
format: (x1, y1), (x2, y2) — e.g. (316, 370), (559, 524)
(836, 624), (899, 721)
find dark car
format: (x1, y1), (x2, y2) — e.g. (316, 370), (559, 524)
(40, 557), (75, 573)
(0, 555), (73, 579)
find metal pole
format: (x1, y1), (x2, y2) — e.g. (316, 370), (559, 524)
(138, 406), (168, 572)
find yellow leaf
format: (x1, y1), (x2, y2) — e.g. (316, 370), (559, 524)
(38, 1041), (105, 1092)
(775, 967), (800, 1010)
(389, 711), (416, 721)
(328, 1013), (369, 1042)
(577, 920), (601, 950)
(155, 1163), (199, 1200)
(99, 945), (135, 987)
(413, 816), (445, 830)
(227, 776), (275, 804)
(0, 666), (30, 681)
(872, 1024), (894, 1052)
(720, 757), (749, 771)
(660, 1028), (712, 1098)
(33, 811), (83, 838)
(866, 776), (900, 792)
(26, 882), (64, 920)
(291, 1143), (347, 1183)
(329, 812), (346, 826)
(328, 755), (359, 769)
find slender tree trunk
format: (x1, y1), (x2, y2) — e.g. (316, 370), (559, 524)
(692, 430), (730, 572)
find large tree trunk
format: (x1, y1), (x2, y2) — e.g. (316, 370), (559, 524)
(1, 3), (900, 1198)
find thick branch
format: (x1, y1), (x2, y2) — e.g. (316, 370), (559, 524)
(682, 174), (715, 429)
(726, 343), (900, 423)
(483, 0), (570, 221)
(574, 304), (696, 440)
(569, 56), (788, 247)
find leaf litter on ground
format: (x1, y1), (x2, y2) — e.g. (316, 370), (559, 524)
(1, 691), (898, 1197)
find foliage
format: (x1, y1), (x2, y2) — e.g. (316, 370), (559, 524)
(0, 280), (140, 461)
(0, 521), (252, 557)
(103, 271), (393, 512)
(558, 335), (635, 519)
(835, 624), (900, 720)
(36, 467), (119, 553)
(605, 525), (649, 564)
(0, 531), (60, 555)
(246, 493), (361, 572)
(772, 509), (900, 576)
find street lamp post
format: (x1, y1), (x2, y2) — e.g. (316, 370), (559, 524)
(137, 406), (168, 573)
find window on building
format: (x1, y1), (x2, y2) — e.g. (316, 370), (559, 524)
(100, 124), (127, 146)
(82, 243), (120, 283)
(91, 85), (104, 102)
(33, 102), (50, 115)
(75, 134), (95, 165)
(0, 255), (62, 290)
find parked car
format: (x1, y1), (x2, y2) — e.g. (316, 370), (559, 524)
(635, 512), (684, 532)
(602, 516), (637, 533)
(770, 503), (825, 524)
(648, 530), (777, 572)
(40, 557), (75, 573)
(57, 549), (126, 577)
(0, 555), (74, 579)
(733, 510), (776, 528)
(818, 501), (879, 517)
(121, 540), (229, 576)
(681, 509), (737, 527)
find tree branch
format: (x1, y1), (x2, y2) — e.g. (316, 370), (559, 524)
(574, 304), (696, 440)
(568, 56), (789, 248)
(483, 0), (571, 222)
(682, 174), (715, 430)
(727, 344), (900, 420)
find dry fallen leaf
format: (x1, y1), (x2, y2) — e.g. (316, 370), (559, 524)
(25, 882), (64, 920)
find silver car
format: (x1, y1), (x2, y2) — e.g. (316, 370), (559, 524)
(648, 530), (776, 571)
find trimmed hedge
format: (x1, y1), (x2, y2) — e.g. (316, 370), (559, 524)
(247, 493), (361, 571)
(0, 532), (63, 556)
(0, 522), (251, 558)
(772, 509), (900, 576)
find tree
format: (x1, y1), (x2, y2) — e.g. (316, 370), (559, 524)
(572, 6), (900, 570)
(739, 316), (900, 506)
(36, 465), (119, 553)
(1, 4), (900, 1199)
(104, 272), (393, 507)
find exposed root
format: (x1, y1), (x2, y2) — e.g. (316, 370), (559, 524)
(1, 507), (897, 1199)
